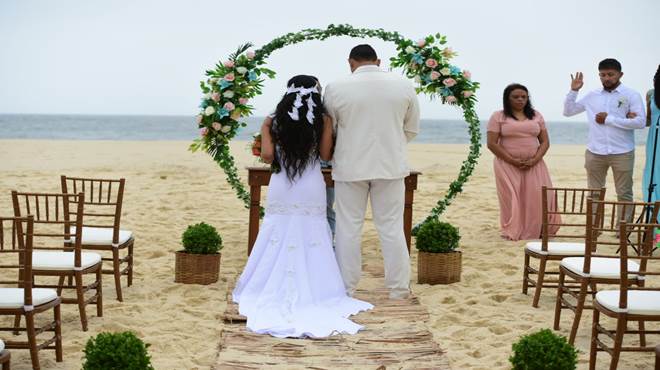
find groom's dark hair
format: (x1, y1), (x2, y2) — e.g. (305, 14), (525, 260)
(598, 58), (622, 71)
(349, 44), (378, 62)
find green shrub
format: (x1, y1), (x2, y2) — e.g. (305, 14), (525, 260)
(181, 222), (223, 254)
(414, 219), (460, 253)
(509, 329), (578, 370)
(82, 331), (153, 370)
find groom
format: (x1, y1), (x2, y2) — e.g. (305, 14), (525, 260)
(323, 44), (420, 299)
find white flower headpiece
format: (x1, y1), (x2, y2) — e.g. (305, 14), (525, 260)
(286, 85), (318, 124)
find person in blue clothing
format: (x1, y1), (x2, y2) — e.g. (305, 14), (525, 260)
(641, 65), (660, 206)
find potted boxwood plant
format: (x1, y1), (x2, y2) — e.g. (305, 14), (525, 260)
(175, 222), (222, 284)
(82, 331), (153, 370)
(509, 329), (578, 370)
(415, 218), (461, 284)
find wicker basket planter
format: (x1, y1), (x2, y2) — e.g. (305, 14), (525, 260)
(174, 251), (221, 285)
(417, 250), (461, 285)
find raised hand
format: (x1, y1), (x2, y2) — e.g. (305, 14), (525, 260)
(570, 72), (584, 91)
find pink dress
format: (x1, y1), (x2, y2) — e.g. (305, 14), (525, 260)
(487, 110), (560, 241)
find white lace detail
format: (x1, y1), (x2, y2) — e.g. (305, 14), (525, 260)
(266, 202), (326, 216)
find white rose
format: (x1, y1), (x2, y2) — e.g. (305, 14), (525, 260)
(223, 90), (235, 98)
(440, 67), (451, 76)
(405, 46), (415, 54)
(236, 66), (248, 74)
(221, 125), (231, 133)
(195, 115), (203, 124)
(204, 106), (215, 116)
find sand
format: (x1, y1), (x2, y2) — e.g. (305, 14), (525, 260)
(0, 139), (655, 369)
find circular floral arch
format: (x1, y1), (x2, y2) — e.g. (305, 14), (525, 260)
(191, 24), (481, 228)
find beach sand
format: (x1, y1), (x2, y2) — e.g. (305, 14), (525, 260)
(0, 140), (656, 369)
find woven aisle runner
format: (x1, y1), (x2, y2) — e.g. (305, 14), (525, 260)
(215, 263), (449, 369)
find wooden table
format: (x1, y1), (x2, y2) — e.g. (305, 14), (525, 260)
(247, 167), (420, 255)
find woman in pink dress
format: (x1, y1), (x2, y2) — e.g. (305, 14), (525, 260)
(487, 83), (560, 241)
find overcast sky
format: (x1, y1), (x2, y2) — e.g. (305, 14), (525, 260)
(0, 0), (658, 121)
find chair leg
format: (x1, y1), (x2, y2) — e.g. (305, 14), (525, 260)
(26, 312), (40, 370)
(610, 315), (627, 370)
(2, 356), (9, 370)
(96, 266), (103, 317)
(522, 252), (530, 295)
(639, 320), (646, 347)
(74, 272), (88, 331)
(112, 248), (123, 301)
(569, 281), (589, 345)
(532, 257), (547, 308)
(55, 303), (62, 362)
(554, 269), (566, 330)
(589, 308), (600, 370)
(12, 314), (21, 335)
(128, 242), (134, 287)
(57, 276), (66, 296)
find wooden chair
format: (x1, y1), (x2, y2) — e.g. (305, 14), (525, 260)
(0, 216), (62, 370)
(11, 191), (103, 331)
(61, 176), (133, 301)
(590, 222), (660, 370)
(523, 186), (606, 307)
(0, 345), (9, 370)
(553, 199), (659, 345)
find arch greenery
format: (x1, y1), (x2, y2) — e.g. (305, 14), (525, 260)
(190, 24), (481, 229)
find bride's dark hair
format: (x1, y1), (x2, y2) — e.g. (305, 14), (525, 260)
(272, 75), (325, 181)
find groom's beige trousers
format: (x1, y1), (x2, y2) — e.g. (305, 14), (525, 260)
(334, 179), (410, 299)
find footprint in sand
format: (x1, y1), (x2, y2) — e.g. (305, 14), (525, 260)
(489, 294), (509, 303)
(442, 296), (456, 304)
(488, 325), (509, 335)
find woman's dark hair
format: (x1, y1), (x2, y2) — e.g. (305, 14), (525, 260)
(272, 75), (324, 181)
(502, 83), (535, 120)
(653, 64), (660, 109)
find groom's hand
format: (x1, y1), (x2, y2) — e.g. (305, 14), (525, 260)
(570, 72), (584, 91)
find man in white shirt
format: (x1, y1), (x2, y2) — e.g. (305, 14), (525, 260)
(563, 58), (646, 218)
(324, 44), (420, 299)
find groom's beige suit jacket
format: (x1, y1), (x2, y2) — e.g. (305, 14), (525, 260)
(323, 65), (420, 181)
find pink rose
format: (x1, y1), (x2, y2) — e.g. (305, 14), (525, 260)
(212, 122), (222, 131)
(417, 39), (426, 47)
(223, 73), (235, 82)
(446, 95), (457, 104)
(223, 60), (234, 68)
(211, 92), (221, 102)
(425, 59), (438, 68)
(195, 115), (203, 124)
(443, 78), (457, 87)
(246, 50), (255, 59)
(463, 91), (473, 98)
(224, 102), (235, 111)
(430, 71), (441, 80)
(239, 97), (249, 105)
(200, 127), (208, 136)
(462, 70), (472, 80)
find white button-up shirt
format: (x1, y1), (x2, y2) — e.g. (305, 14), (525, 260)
(563, 84), (646, 155)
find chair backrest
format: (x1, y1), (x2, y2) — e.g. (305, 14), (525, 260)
(61, 175), (125, 244)
(617, 222), (660, 310)
(584, 199), (660, 274)
(11, 191), (85, 267)
(0, 216), (35, 307)
(540, 186), (606, 251)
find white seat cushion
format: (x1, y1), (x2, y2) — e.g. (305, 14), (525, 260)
(596, 290), (660, 315)
(71, 226), (132, 246)
(0, 288), (58, 309)
(33, 251), (102, 270)
(0, 338), (4, 352)
(561, 257), (639, 279)
(525, 241), (585, 256)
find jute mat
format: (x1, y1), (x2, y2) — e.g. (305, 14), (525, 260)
(215, 263), (449, 369)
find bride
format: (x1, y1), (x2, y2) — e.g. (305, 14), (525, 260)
(232, 75), (373, 338)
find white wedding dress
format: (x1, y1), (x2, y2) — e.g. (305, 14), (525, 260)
(232, 158), (373, 338)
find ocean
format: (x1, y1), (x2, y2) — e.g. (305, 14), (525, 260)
(0, 114), (650, 145)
